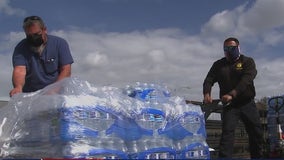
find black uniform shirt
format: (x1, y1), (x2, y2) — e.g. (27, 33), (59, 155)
(203, 54), (257, 105)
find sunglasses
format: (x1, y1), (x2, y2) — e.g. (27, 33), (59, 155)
(223, 46), (238, 52)
(24, 16), (42, 23)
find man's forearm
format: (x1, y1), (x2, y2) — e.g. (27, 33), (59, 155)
(57, 64), (71, 81)
(12, 66), (26, 89)
(13, 76), (25, 89)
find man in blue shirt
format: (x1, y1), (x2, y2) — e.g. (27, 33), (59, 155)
(9, 16), (74, 97)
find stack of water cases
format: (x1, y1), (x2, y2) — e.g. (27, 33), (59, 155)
(0, 80), (209, 159)
(123, 82), (210, 159)
(267, 95), (284, 155)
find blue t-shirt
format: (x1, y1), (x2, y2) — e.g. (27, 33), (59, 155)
(13, 35), (74, 92)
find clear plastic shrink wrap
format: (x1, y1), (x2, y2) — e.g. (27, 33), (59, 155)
(0, 77), (209, 159)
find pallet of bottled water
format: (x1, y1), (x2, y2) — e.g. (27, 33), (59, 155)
(0, 78), (210, 159)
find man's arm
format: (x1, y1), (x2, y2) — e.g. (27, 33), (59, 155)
(203, 62), (218, 104)
(56, 64), (71, 81)
(203, 93), (213, 104)
(9, 65), (26, 97)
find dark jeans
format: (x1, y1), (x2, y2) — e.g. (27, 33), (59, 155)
(219, 100), (263, 158)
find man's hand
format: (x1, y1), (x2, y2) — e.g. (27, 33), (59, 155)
(9, 87), (22, 97)
(203, 93), (213, 104)
(221, 94), (233, 105)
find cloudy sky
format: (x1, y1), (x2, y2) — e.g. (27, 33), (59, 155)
(0, 0), (283, 101)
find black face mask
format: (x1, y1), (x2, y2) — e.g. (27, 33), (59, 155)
(26, 34), (44, 47)
(224, 46), (240, 62)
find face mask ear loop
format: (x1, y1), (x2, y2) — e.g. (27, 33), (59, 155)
(236, 46), (241, 60)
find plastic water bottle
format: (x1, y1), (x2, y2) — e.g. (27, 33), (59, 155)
(163, 111), (206, 142)
(127, 82), (171, 105)
(59, 107), (99, 141)
(180, 112), (206, 137)
(136, 136), (176, 159)
(178, 139), (210, 159)
(122, 85), (136, 98)
(62, 137), (128, 159)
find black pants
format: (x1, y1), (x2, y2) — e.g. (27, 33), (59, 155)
(219, 100), (263, 158)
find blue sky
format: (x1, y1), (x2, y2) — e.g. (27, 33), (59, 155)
(1, 0), (251, 33)
(0, 0), (283, 101)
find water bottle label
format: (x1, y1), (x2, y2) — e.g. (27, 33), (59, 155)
(180, 142), (210, 159)
(137, 147), (176, 159)
(136, 108), (166, 131)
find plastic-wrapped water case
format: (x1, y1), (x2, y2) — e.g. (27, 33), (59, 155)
(59, 105), (115, 141)
(162, 111), (206, 141)
(132, 108), (176, 159)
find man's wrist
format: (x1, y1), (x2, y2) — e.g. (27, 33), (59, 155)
(228, 90), (237, 98)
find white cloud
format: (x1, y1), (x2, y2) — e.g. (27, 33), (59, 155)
(202, 0), (284, 42)
(0, 0), (26, 16)
(0, 53), (13, 99)
(201, 10), (236, 35)
(255, 58), (284, 97)
(261, 30), (284, 46)
(201, 4), (245, 37)
(85, 52), (109, 67)
(0, 32), (24, 53)
(148, 49), (165, 63)
(240, 0), (284, 32)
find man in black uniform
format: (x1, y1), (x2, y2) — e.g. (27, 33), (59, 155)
(203, 37), (263, 158)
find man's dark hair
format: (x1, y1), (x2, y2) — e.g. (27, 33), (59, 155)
(224, 37), (239, 45)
